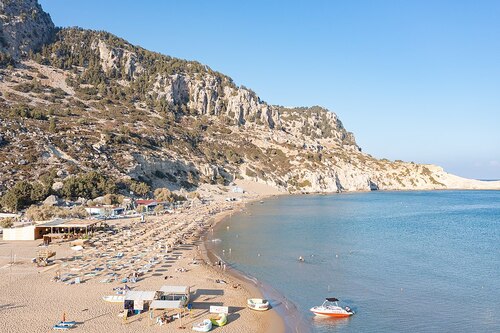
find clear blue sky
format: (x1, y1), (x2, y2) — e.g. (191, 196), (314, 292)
(39, 0), (500, 179)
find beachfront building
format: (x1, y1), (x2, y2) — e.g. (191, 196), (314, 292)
(85, 206), (125, 217)
(2, 219), (102, 241)
(135, 199), (158, 212)
(123, 285), (190, 314)
(85, 206), (106, 216)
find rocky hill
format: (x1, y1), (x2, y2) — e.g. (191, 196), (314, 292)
(0, 0), (498, 211)
(0, 0), (54, 59)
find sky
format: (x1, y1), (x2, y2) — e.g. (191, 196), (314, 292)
(39, 0), (500, 179)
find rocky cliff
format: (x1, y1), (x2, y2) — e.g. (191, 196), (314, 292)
(0, 0), (498, 206)
(0, 0), (54, 59)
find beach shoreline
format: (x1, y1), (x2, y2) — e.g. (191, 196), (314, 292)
(199, 199), (289, 333)
(203, 195), (313, 333)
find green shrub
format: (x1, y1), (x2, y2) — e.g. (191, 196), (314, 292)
(0, 217), (14, 228)
(61, 172), (117, 200)
(25, 205), (88, 221)
(0, 181), (33, 212)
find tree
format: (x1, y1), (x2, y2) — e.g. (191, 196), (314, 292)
(30, 182), (50, 202)
(0, 181), (33, 212)
(0, 217), (14, 228)
(102, 194), (123, 205)
(26, 205), (89, 221)
(48, 117), (57, 133)
(153, 205), (164, 215)
(127, 180), (150, 197)
(60, 172), (116, 200)
(154, 188), (172, 202)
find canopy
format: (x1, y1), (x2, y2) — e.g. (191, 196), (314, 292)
(159, 285), (189, 294)
(150, 300), (183, 309)
(124, 291), (156, 301)
(326, 297), (339, 302)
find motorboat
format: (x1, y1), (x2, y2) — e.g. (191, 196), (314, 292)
(310, 297), (354, 318)
(192, 319), (212, 332)
(247, 298), (270, 311)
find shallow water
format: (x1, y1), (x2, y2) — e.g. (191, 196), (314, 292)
(210, 191), (500, 333)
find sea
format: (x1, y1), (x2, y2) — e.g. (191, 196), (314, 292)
(208, 191), (500, 333)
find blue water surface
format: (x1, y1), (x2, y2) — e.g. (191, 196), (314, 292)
(210, 191), (500, 333)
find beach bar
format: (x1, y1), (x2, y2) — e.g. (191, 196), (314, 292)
(150, 285), (191, 309)
(124, 291), (156, 313)
(123, 285), (190, 317)
(2, 219), (102, 241)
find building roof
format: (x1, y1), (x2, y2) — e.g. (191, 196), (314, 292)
(124, 290), (156, 301)
(136, 199), (157, 205)
(37, 219), (101, 228)
(159, 285), (190, 294)
(150, 300), (183, 309)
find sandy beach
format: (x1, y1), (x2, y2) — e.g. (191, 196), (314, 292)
(0, 181), (289, 333)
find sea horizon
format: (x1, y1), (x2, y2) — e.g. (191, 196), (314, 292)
(210, 190), (500, 332)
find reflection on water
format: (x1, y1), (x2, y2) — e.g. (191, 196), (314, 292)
(311, 316), (352, 330)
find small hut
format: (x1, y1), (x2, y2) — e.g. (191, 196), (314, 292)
(124, 291), (156, 314)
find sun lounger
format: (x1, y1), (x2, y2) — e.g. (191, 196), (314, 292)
(53, 320), (76, 330)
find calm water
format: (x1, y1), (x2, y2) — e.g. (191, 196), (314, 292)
(209, 191), (500, 333)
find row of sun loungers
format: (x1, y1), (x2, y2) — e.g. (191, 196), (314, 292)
(49, 203), (235, 288)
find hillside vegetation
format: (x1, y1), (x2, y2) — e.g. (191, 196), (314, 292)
(1, 0), (497, 212)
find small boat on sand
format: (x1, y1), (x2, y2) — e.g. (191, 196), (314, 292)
(247, 298), (270, 311)
(102, 295), (125, 303)
(192, 319), (212, 332)
(310, 297), (354, 318)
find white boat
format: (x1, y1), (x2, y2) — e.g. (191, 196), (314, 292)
(102, 295), (125, 303)
(192, 319), (212, 332)
(247, 298), (270, 311)
(310, 297), (354, 318)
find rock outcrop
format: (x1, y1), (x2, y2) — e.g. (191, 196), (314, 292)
(0, 0), (498, 200)
(0, 0), (54, 59)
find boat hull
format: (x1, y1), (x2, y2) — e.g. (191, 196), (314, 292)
(247, 298), (270, 311)
(310, 311), (352, 318)
(310, 306), (353, 318)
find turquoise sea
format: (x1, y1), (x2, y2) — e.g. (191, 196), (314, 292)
(209, 191), (500, 332)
